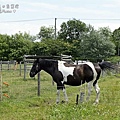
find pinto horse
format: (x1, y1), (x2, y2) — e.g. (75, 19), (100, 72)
(29, 59), (113, 104)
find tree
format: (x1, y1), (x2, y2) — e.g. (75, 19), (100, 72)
(9, 33), (33, 61)
(78, 29), (116, 61)
(58, 19), (89, 42)
(0, 33), (33, 61)
(12, 32), (36, 41)
(112, 27), (120, 55)
(30, 39), (74, 56)
(30, 42), (49, 56)
(38, 26), (55, 41)
(0, 34), (10, 60)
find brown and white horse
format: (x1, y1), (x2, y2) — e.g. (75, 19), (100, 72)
(29, 59), (113, 104)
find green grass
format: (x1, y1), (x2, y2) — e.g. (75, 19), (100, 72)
(0, 69), (120, 120)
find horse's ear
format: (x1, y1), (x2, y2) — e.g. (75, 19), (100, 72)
(36, 58), (39, 62)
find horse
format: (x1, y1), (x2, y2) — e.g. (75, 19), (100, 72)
(29, 59), (114, 104)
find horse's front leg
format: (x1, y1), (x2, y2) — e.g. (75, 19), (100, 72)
(56, 89), (60, 104)
(63, 87), (68, 102)
(56, 83), (63, 103)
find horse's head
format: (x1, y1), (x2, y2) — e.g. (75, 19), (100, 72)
(29, 58), (41, 77)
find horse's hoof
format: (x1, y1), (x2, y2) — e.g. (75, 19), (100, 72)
(93, 102), (99, 105)
(56, 101), (59, 104)
(61, 100), (65, 103)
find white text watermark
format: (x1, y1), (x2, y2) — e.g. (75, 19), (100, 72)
(0, 4), (19, 14)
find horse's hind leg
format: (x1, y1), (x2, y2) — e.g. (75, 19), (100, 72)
(93, 83), (100, 104)
(86, 81), (93, 101)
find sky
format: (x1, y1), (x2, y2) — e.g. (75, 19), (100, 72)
(0, 0), (120, 36)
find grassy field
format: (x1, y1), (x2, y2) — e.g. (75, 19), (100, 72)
(0, 69), (120, 120)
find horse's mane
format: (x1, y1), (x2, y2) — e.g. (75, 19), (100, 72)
(40, 59), (58, 67)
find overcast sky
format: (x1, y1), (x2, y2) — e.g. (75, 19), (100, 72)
(0, 0), (120, 35)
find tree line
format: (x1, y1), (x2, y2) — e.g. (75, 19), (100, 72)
(0, 19), (120, 62)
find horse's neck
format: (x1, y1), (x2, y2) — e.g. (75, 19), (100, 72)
(40, 60), (57, 77)
(42, 66), (54, 77)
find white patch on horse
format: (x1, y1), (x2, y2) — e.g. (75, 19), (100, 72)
(58, 61), (75, 82)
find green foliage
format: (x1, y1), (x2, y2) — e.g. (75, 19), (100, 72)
(0, 33), (33, 61)
(31, 39), (74, 56)
(0, 34), (10, 60)
(98, 27), (112, 39)
(9, 37), (32, 61)
(38, 26), (55, 40)
(112, 27), (120, 55)
(77, 28), (116, 60)
(0, 19), (118, 62)
(112, 27), (120, 44)
(58, 19), (89, 42)
(30, 41), (49, 55)
(57, 20), (116, 61)
(107, 56), (120, 63)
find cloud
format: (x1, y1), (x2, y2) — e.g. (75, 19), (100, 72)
(0, 0), (120, 35)
(0, 22), (39, 35)
(61, 6), (113, 19)
(0, 0), (16, 3)
(92, 22), (120, 31)
(102, 3), (115, 8)
(29, 2), (58, 9)
(20, 1), (58, 12)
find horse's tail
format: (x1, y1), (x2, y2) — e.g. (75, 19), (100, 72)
(99, 61), (115, 70)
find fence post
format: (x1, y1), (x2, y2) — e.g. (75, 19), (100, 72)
(0, 68), (2, 101)
(38, 72), (40, 96)
(0, 61), (2, 71)
(19, 62), (22, 76)
(24, 58), (27, 80)
(8, 61), (10, 70)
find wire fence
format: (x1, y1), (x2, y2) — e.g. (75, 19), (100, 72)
(0, 57), (120, 102)
(0, 60), (17, 70)
(0, 63), (120, 105)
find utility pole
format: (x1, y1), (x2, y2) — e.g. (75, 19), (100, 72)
(55, 18), (57, 39)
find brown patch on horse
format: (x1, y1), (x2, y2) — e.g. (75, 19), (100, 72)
(73, 65), (84, 80)
(65, 65), (85, 86)
(63, 63), (76, 67)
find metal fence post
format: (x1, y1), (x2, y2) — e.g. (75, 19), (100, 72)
(38, 72), (40, 96)
(0, 68), (2, 101)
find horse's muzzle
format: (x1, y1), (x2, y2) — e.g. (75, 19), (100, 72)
(29, 72), (35, 77)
